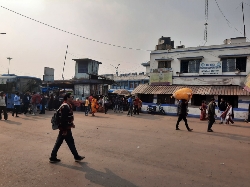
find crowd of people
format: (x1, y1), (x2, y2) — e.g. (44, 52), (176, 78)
(0, 91), (48, 118)
(176, 97), (235, 133)
(73, 95), (143, 117)
(0, 90), (237, 134)
(0, 90), (144, 119)
(199, 98), (234, 125)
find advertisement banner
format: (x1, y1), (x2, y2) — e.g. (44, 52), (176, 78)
(244, 73), (250, 92)
(199, 61), (222, 75)
(150, 72), (172, 85)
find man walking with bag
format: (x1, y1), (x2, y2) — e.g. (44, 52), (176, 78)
(49, 93), (84, 163)
(176, 99), (193, 131)
(207, 98), (216, 132)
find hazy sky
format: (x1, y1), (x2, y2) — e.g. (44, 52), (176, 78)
(0, 0), (249, 80)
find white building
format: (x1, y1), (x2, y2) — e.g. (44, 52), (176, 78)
(102, 67), (149, 92)
(133, 37), (250, 120)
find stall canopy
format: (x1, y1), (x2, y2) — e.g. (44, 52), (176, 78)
(132, 84), (250, 96)
(113, 89), (131, 96)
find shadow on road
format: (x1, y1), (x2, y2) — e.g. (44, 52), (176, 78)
(229, 124), (250, 129)
(91, 115), (110, 118)
(3, 120), (22, 125)
(192, 130), (250, 142)
(58, 162), (138, 187)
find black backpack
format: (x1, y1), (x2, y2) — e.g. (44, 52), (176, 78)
(51, 103), (69, 130)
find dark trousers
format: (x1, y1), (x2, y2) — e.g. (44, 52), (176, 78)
(12, 105), (20, 116)
(127, 105), (133, 116)
(134, 105), (139, 115)
(40, 104), (45, 114)
(23, 103), (29, 114)
(208, 117), (215, 130)
(51, 129), (79, 159)
(85, 106), (89, 115)
(176, 114), (190, 130)
(104, 103), (109, 114)
(0, 106), (7, 120)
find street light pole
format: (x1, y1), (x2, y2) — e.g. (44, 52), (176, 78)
(7, 57), (12, 75)
(110, 64), (120, 76)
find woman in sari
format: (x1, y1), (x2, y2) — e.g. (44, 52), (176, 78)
(225, 102), (234, 124)
(221, 102), (234, 124)
(200, 100), (207, 120)
(91, 96), (98, 116)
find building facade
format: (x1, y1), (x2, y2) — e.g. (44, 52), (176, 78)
(102, 72), (149, 92)
(133, 37), (250, 120)
(45, 58), (113, 99)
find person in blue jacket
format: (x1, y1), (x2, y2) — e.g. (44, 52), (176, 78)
(12, 92), (21, 117)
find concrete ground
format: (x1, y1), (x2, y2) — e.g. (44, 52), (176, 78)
(0, 110), (249, 187)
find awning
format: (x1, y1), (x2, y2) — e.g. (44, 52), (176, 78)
(218, 54), (250, 58)
(177, 56), (204, 60)
(132, 84), (250, 96)
(155, 58), (174, 61)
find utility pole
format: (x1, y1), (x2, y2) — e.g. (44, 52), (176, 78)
(7, 57), (12, 75)
(110, 64), (120, 76)
(242, 2), (246, 37)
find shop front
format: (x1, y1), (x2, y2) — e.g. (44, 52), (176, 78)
(132, 84), (250, 121)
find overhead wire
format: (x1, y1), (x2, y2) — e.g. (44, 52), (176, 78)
(214, 0), (250, 41)
(0, 5), (152, 52)
(243, 2), (250, 7)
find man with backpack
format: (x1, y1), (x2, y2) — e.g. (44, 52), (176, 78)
(49, 93), (84, 163)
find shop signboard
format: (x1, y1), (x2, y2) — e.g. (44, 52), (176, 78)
(244, 73), (250, 92)
(199, 61), (222, 75)
(150, 71), (172, 86)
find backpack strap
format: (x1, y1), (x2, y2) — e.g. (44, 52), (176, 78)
(57, 103), (69, 112)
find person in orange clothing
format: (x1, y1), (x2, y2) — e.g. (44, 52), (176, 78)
(91, 96), (98, 116)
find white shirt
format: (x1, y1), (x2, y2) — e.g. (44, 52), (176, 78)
(0, 96), (6, 106)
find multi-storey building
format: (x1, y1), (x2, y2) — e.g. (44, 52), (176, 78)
(101, 63), (150, 93)
(46, 58), (113, 98)
(132, 37), (250, 120)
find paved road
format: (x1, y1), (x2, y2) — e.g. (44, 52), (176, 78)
(0, 111), (249, 187)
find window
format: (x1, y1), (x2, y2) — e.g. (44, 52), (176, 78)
(180, 59), (201, 73)
(158, 61), (171, 68)
(134, 82), (138, 88)
(129, 82), (134, 89)
(78, 63), (88, 73)
(120, 82), (124, 89)
(157, 94), (175, 104)
(222, 57), (246, 72)
(139, 94), (153, 103)
(124, 81), (128, 88)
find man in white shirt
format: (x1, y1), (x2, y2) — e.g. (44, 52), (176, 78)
(12, 92), (21, 117)
(0, 91), (7, 120)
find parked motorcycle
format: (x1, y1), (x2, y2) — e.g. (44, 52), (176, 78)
(147, 105), (156, 114)
(158, 104), (166, 115)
